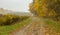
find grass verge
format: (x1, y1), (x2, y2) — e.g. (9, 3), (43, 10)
(44, 19), (60, 33)
(0, 18), (30, 35)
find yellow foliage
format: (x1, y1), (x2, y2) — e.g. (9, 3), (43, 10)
(29, 0), (60, 17)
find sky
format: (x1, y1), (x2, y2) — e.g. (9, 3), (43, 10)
(0, 0), (33, 12)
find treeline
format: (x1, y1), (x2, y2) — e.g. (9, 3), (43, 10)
(0, 14), (29, 26)
(29, 0), (60, 21)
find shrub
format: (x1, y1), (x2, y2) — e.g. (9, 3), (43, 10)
(0, 14), (29, 26)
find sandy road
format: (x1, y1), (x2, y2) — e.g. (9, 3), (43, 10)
(12, 17), (45, 35)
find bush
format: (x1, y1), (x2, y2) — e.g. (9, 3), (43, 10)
(0, 14), (29, 26)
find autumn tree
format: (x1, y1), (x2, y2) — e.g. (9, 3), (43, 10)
(29, 0), (60, 18)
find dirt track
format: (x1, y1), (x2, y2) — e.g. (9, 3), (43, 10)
(10, 17), (60, 35)
(11, 17), (46, 35)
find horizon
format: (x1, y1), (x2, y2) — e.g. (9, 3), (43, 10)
(0, 0), (33, 12)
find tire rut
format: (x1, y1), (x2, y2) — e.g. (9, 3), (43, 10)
(12, 17), (45, 35)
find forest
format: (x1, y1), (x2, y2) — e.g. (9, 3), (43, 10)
(29, 0), (60, 21)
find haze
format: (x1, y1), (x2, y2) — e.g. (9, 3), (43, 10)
(0, 0), (32, 12)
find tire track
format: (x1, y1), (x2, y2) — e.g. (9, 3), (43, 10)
(13, 17), (45, 35)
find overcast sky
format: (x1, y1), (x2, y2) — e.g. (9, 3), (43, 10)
(0, 0), (32, 12)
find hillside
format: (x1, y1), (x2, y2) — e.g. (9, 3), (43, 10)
(0, 8), (32, 16)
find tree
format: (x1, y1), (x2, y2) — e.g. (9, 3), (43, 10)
(29, 0), (60, 18)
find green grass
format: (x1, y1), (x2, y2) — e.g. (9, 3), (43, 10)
(0, 18), (30, 35)
(44, 19), (60, 33)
